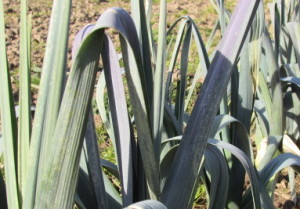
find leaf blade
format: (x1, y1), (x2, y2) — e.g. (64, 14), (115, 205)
(160, 1), (262, 208)
(0, 0), (19, 208)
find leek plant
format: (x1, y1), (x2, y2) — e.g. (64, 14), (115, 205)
(0, 0), (300, 208)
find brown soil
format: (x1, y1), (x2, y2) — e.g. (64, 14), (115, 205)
(2, 0), (300, 208)
(3, 0), (222, 73)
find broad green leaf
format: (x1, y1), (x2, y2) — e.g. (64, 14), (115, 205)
(282, 135), (300, 156)
(257, 135), (282, 170)
(102, 35), (133, 206)
(33, 0), (71, 171)
(36, 6), (160, 204)
(135, 0), (157, 65)
(95, 8), (160, 199)
(227, 4), (264, 204)
(253, 100), (270, 141)
(286, 22), (300, 63)
(130, 0), (153, 107)
(256, 31), (284, 169)
(174, 24), (192, 127)
(206, 20), (220, 51)
(255, 137), (269, 166)
(160, 1), (262, 208)
(288, 167), (296, 202)
(165, 18), (189, 104)
(189, 19), (210, 73)
(166, 16), (210, 114)
(163, 104), (182, 138)
(160, 138), (229, 209)
(0, 0), (19, 208)
(79, 145), (122, 209)
(208, 139), (274, 209)
(160, 145), (178, 191)
(103, 174), (123, 209)
(18, 0), (31, 199)
(161, 136), (274, 209)
(152, 0), (167, 165)
(205, 144), (229, 209)
(210, 114), (253, 159)
(278, 25), (295, 64)
(96, 72), (114, 140)
(280, 65), (299, 142)
(84, 112), (109, 208)
(33, 12), (104, 206)
(124, 200), (167, 209)
(101, 159), (119, 179)
(284, 91), (300, 141)
(272, 1), (281, 59)
(281, 76), (300, 86)
(184, 62), (206, 111)
(211, 114), (254, 207)
(77, 168), (122, 209)
(288, 0), (300, 22)
(160, 135), (181, 165)
(256, 70), (272, 117)
(280, 63), (300, 78)
(74, 194), (88, 209)
(243, 153), (300, 208)
(76, 168), (101, 209)
(216, 0), (226, 34)
(24, 0), (72, 207)
(209, 0), (231, 27)
(120, 35), (160, 200)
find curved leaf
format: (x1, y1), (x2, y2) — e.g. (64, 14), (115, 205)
(75, 8), (160, 199)
(208, 139), (274, 209)
(161, 1), (262, 208)
(34, 25), (104, 209)
(242, 152), (300, 208)
(124, 200), (167, 209)
(260, 153), (300, 186)
(281, 76), (300, 86)
(205, 144), (229, 209)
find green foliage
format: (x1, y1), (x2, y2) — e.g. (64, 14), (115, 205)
(193, 183), (207, 207)
(98, 138), (116, 164)
(0, 154), (4, 179)
(0, 0), (300, 209)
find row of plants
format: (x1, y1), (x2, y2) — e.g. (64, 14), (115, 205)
(0, 0), (300, 208)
